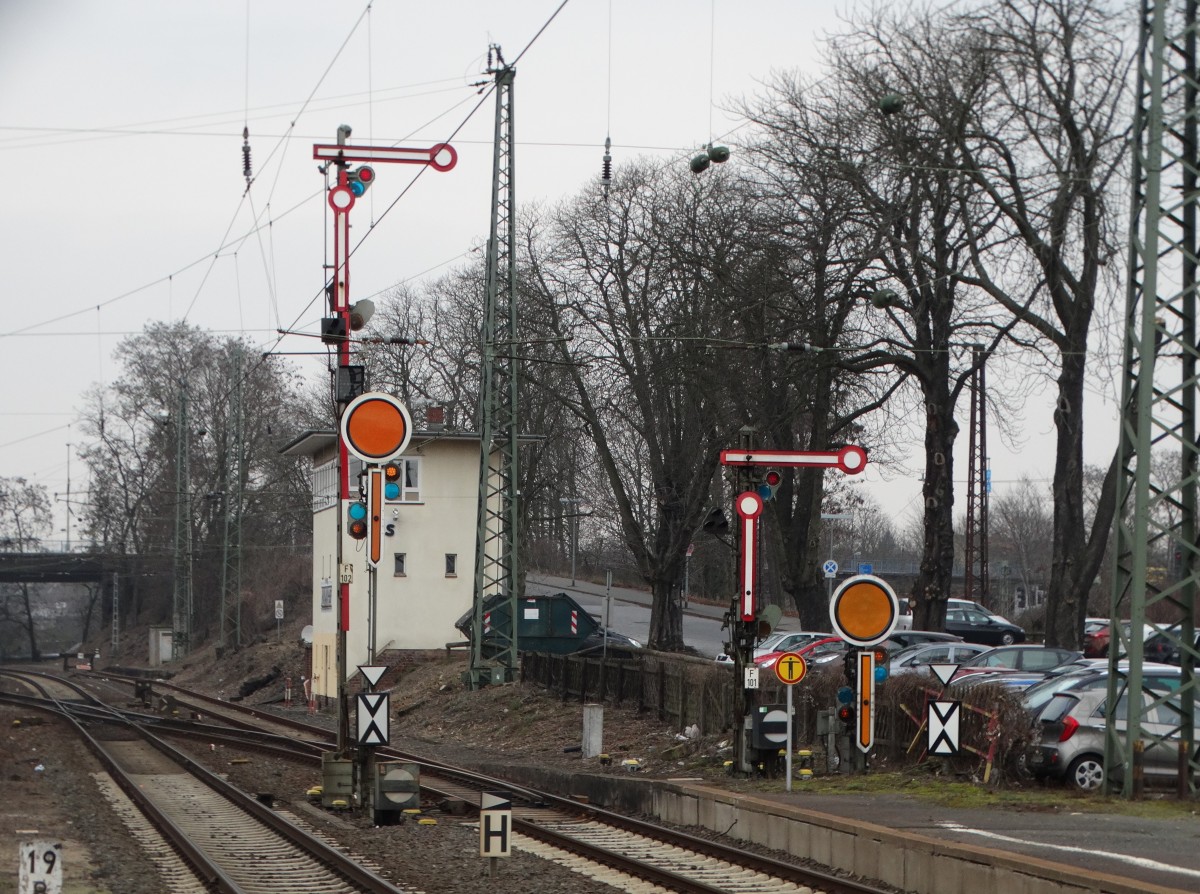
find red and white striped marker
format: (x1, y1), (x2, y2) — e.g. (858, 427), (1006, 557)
(735, 491), (764, 621)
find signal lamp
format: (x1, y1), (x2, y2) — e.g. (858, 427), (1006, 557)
(383, 463), (401, 499)
(346, 165), (375, 196)
(836, 705), (855, 724)
(758, 469), (782, 501)
(347, 501), (368, 540)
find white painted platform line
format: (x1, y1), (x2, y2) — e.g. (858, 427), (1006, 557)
(935, 821), (1200, 882)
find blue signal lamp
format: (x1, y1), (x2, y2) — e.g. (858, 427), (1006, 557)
(836, 685), (853, 705)
(348, 502), (367, 521)
(758, 469), (782, 501)
(384, 482), (400, 500)
(874, 666), (888, 683)
(346, 164), (375, 197)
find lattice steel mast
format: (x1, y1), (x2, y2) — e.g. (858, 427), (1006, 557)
(172, 379), (193, 660)
(1107, 0), (1200, 797)
(220, 346), (244, 650)
(963, 345), (990, 608)
(470, 47), (521, 688)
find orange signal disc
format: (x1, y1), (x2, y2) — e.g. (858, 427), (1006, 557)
(829, 575), (899, 646)
(340, 393), (413, 462)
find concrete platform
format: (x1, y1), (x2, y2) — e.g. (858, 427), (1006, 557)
(480, 761), (1197, 894)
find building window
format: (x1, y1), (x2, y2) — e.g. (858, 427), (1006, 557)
(445, 553), (457, 577)
(397, 457), (420, 502)
(394, 553), (406, 576)
(312, 461), (338, 512)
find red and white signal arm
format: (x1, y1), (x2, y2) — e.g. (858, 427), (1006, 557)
(735, 491), (764, 621)
(340, 392), (413, 463)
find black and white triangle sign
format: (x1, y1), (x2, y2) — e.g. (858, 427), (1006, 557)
(929, 664), (959, 687)
(928, 699), (960, 756)
(359, 665), (387, 688)
(356, 692), (390, 746)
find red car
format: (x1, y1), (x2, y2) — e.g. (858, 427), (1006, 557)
(755, 635), (845, 672)
(1082, 620), (1110, 658)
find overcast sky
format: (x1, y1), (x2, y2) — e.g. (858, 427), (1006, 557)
(0, 0), (1122, 551)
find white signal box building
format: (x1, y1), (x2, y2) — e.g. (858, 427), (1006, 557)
(282, 417), (483, 699)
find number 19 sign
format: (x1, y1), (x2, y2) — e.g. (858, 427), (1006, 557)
(20, 840), (62, 894)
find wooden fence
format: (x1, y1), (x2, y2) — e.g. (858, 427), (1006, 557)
(519, 649), (1031, 778)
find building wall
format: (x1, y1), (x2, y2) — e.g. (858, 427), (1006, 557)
(309, 436), (480, 698)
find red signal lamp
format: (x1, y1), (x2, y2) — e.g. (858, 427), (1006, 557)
(759, 468), (783, 501)
(347, 165), (376, 197)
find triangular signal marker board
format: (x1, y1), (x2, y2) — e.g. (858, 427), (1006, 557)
(929, 664), (959, 687)
(359, 665), (388, 688)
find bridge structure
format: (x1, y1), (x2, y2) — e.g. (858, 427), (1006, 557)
(0, 541), (133, 653)
(0, 540), (128, 585)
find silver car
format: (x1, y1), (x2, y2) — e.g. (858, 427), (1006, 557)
(887, 641), (989, 676)
(1027, 675), (1194, 791)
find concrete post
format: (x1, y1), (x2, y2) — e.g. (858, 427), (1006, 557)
(582, 703), (604, 757)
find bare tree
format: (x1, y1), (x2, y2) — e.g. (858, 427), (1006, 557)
(732, 101), (902, 629)
(749, 19), (1021, 629)
(930, 0), (1130, 646)
(0, 477), (52, 658)
(989, 475), (1055, 617)
(78, 322), (311, 638)
(523, 161), (750, 650)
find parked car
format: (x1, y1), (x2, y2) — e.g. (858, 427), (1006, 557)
(1083, 620), (1179, 660)
(579, 627), (643, 653)
(1143, 625), (1200, 665)
(887, 641), (989, 676)
(714, 630), (831, 665)
(944, 606), (1026, 645)
(887, 630), (964, 649)
(896, 597), (914, 631)
(954, 671), (1047, 692)
(1022, 662), (1180, 721)
(756, 635), (846, 672)
(948, 597), (1016, 625)
(954, 645), (1081, 677)
(1082, 619), (1110, 658)
(1027, 677), (1196, 791)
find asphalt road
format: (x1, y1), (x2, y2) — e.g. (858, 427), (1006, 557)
(525, 572), (802, 659)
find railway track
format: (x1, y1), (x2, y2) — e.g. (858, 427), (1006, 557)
(3, 669), (899, 894)
(0, 669), (412, 894)
(82, 673), (876, 893)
